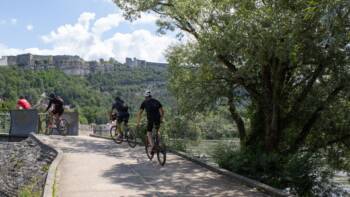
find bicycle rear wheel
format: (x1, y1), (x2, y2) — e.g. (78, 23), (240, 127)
(126, 128), (137, 148)
(157, 140), (166, 166)
(145, 136), (154, 160)
(58, 119), (68, 136)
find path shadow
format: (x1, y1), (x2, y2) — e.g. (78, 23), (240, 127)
(101, 147), (267, 197)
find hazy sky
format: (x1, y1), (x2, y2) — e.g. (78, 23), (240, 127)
(0, 0), (177, 62)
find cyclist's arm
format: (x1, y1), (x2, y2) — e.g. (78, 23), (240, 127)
(45, 100), (52, 112)
(136, 109), (144, 126)
(159, 107), (164, 121)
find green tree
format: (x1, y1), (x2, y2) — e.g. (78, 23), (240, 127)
(114, 0), (350, 194)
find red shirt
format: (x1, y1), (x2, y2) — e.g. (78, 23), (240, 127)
(17, 99), (31, 109)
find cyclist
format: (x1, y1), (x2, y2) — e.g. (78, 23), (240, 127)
(136, 90), (164, 154)
(45, 93), (64, 130)
(110, 96), (130, 139)
(16, 96), (32, 110)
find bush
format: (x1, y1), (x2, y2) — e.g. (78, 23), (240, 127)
(211, 144), (347, 196)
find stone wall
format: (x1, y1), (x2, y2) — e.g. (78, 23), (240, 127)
(125, 57), (168, 68)
(0, 136), (56, 196)
(0, 56), (8, 66)
(17, 54), (33, 67)
(6, 56), (17, 65)
(0, 54), (168, 75)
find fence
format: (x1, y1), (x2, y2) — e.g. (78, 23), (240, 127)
(0, 111), (79, 136)
(0, 112), (10, 134)
(91, 122), (240, 165)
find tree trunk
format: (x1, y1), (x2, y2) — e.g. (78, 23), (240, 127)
(228, 96), (246, 147)
(245, 103), (266, 150)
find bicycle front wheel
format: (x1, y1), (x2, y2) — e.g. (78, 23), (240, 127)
(157, 142), (167, 166)
(126, 128), (137, 148)
(110, 125), (117, 140)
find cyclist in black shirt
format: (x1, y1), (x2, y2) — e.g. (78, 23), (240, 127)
(110, 96), (130, 139)
(136, 90), (164, 152)
(45, 93), (64, 130)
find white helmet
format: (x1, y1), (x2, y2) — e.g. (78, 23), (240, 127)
(144, 90), (152, 97)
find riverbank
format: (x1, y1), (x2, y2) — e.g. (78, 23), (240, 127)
(0, 135), (56, 196)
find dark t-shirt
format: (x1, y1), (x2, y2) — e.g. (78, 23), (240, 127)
(112, 99), (128, 113)
(140, 98), (162, 120)
(46, 96), (64, 111)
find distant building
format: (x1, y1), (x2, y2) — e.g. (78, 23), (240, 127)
(0, 54), (96, 75)
(0, 54), (168, 75)
(125, 57), (168, 68)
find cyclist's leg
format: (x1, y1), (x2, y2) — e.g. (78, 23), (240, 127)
(116, 116), (123, 139)
(147, 120), (154, 149)
(56, 108), (64, 126)
(52, 113), (60, 129)
(124, 113), (130, 129)
(46, 111), (53, 133)
(47, 111), (54, 128)
(155, 119), (161, 143)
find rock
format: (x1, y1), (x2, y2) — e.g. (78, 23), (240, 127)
(0, 136), (56, 196)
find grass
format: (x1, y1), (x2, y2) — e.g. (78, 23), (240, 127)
(18, 177), (42, 197)
(52, 167), (58, 197)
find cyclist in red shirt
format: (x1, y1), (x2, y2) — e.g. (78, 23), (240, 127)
(16, 96), (32, 110)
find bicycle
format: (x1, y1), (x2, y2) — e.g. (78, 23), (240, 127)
(145, 128), (166, 166)
(45, 113), (68, 136)
(110, 122), (137, 148)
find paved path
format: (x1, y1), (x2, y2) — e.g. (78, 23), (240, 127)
(41, 135), (267, 197)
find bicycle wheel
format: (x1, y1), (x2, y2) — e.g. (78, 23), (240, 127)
(145, 136), (154, 160)
(126, 128), (137, 148)
(58, 119), (68, 136)
(157, 139), (167, 166)
(110, 125), (117, 140)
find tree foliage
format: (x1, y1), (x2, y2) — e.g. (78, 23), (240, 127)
(114, 0), (350, 195)
(0, 65), (170, 124)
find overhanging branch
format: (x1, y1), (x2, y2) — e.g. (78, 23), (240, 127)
(288, 84), (345, 153)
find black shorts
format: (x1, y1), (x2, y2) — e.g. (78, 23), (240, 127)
(117, 112), (129, 124)
(52, 108), (64, 116)
(147, 119), (161, 132)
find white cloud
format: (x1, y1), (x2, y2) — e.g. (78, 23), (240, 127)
(0, 12), (178, 63)
(10, 18), (17, 25)
(26, 25), (34, 31)
(92, 13), (123, 36)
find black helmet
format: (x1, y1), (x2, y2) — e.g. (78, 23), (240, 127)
(49, 93), (56, 99)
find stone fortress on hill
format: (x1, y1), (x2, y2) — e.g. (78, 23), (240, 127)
(0, 54), (167, 76)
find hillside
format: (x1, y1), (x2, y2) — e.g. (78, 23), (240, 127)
(0, 65), (171, 124)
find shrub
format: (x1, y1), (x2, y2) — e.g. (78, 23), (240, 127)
(211, 144), (347, 196)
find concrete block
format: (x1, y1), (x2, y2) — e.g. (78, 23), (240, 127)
(10, 110), (39, 137)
